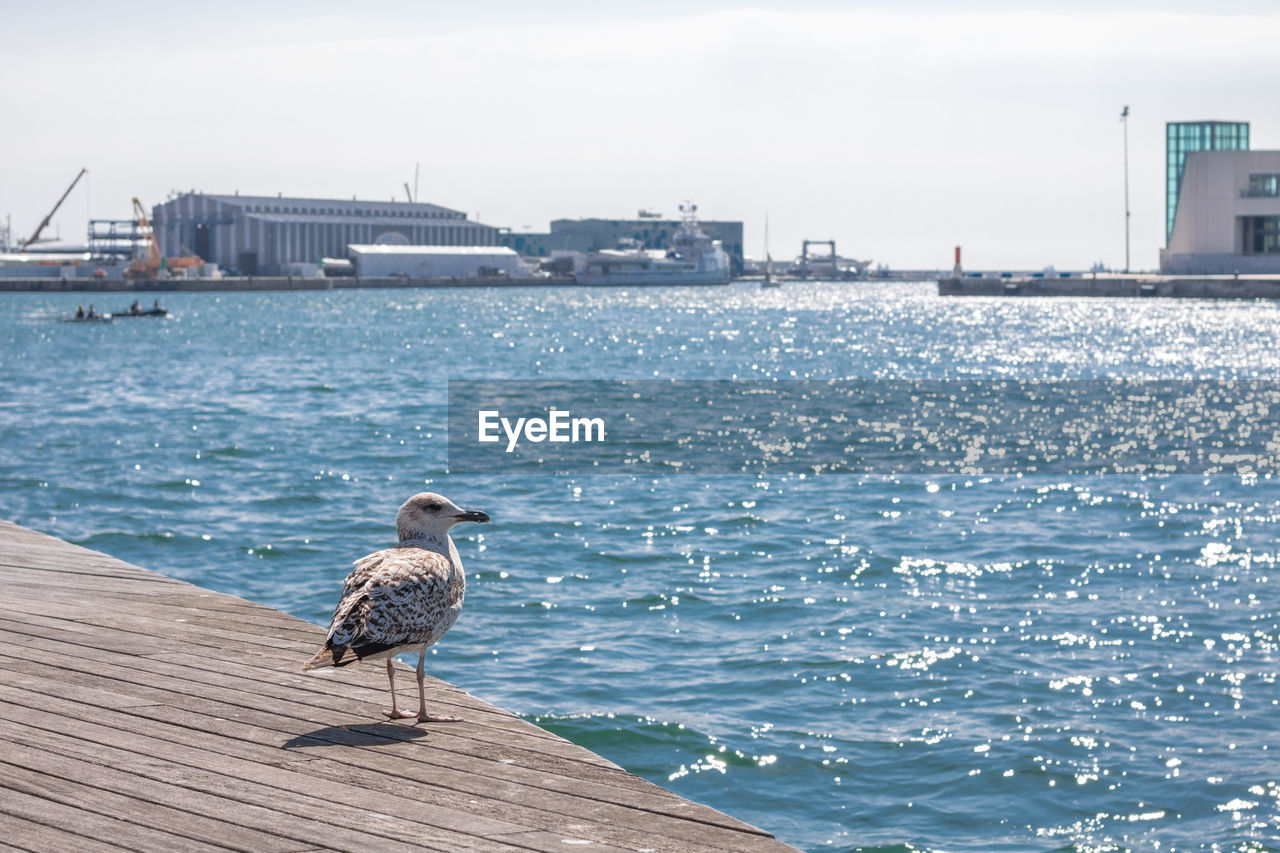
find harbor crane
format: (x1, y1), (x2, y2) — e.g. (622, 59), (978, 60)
(800, 239), (836, 278)
(20, 167), (87, 249)
(124, 197), (203, 279)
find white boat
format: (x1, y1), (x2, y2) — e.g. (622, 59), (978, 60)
(761, 253), (779, 288)
(761, 212), (780, 288)
(575, 203), (730, 285)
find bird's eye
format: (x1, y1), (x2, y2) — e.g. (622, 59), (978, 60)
(424, 501), (443, 511)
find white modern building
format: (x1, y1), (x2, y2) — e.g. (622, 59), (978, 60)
(1161, 151), (1280, 274)
(151, 192), (499, 275)
(1160, 120), (1280, 274)
(346, 245), (522, 279)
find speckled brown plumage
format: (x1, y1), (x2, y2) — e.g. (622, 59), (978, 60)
(305, 534), (464, 668)
(303, 492), (489, 722)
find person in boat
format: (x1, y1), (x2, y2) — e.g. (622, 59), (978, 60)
(75, 305), (85, 319)
(130, 300), (142, 315)
(86, 305), (99, 320)
(153, 299), (162, 311)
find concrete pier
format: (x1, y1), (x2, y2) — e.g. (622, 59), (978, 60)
(0, 518), (797, 852)
(0, 276), (575, 293)
(939, 273), (1280, 299)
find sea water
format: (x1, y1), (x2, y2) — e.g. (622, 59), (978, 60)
(1, 282), (1278, 851)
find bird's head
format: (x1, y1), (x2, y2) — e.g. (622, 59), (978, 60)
(396, 492), (490, 541)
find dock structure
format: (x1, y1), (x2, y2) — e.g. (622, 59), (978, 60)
(0, 519), (796, 852)
(939, 273), (1280, 299)
(0, 276), (576, 293)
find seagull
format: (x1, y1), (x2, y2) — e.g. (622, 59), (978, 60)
(303, 492), (490, 722)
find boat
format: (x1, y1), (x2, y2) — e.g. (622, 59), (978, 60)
(761, 254), (779, 288)
(761, 213), (780, 288)
(60, 314), (112, 324)
(112, 308), (168, 318)
(112, 301), (168, 318)
(575, 203), (730, 286)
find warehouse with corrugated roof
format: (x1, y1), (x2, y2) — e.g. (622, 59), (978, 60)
(151, 192), (500, 275)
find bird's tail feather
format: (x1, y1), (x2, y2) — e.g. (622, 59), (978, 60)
(303, 642), (389, 671)
(303, 646), (343, 670)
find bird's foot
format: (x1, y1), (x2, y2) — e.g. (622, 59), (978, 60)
(383, 708), (419, 720)
(416, 712), (462, 724)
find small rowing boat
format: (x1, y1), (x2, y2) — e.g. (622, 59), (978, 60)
(112, 308), (168, 318)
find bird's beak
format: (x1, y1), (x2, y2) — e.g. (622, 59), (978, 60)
(453, 509), (491, 524)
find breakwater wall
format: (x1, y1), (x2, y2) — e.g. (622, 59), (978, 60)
(0, 276), (576, 293)
(939, 274), (1280, 299)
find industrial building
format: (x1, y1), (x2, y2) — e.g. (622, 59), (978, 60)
(346, 245), (522, 279)
(502, 212), (744, 276)
(1161, 120), (1280, 274)
(151, 192), (500, 275)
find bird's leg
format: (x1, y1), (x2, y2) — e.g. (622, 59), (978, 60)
(415, 652), (461, 723)
(383, 659), (416, 720)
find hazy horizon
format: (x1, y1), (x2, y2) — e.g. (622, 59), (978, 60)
(4, 1), (1278, 271)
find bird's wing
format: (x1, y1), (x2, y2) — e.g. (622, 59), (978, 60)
(324, 546), (457, 657)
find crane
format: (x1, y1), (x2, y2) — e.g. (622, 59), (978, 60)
(129, 197), (162, 274)
(125, 197), (203, 279)
(21, 167), (87, 249)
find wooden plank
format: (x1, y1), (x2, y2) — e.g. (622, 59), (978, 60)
(0, 542), (179, 578)
(0, 625), (757, 845)
(0, 562), (180, 587)
(0, 519), (798, 853)
(0, 648), (773, 845)
(0, 715), (504, 852)
(10, 616), (590, 744)
(0, 816), (134, 853)
(0, 649), (668, 818)
(0, 785), (226, 853)
(0, 747), (314, 853)
(0, 618), (575, 753)
(0, 610), (579, 752)
(0, 586), (323, 641)
(0, 714), (627, 853)
(0, 666), (772, 851)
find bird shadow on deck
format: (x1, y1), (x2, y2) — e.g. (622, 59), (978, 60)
(281, 722), (431, 750)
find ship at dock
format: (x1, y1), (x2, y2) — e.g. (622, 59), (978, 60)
(575, 203), (730, 285)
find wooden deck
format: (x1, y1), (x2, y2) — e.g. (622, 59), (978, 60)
(0, 519), (798, 852)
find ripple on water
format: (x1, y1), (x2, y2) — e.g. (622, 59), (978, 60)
(4, 286), (1280, 851)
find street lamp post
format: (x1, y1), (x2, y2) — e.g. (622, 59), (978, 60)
(1121, 105), (1131, 274)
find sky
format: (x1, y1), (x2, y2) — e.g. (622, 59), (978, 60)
(2, 1), (1278, 271)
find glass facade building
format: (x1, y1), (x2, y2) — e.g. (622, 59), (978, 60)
(1166, 121), (1250, 243)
